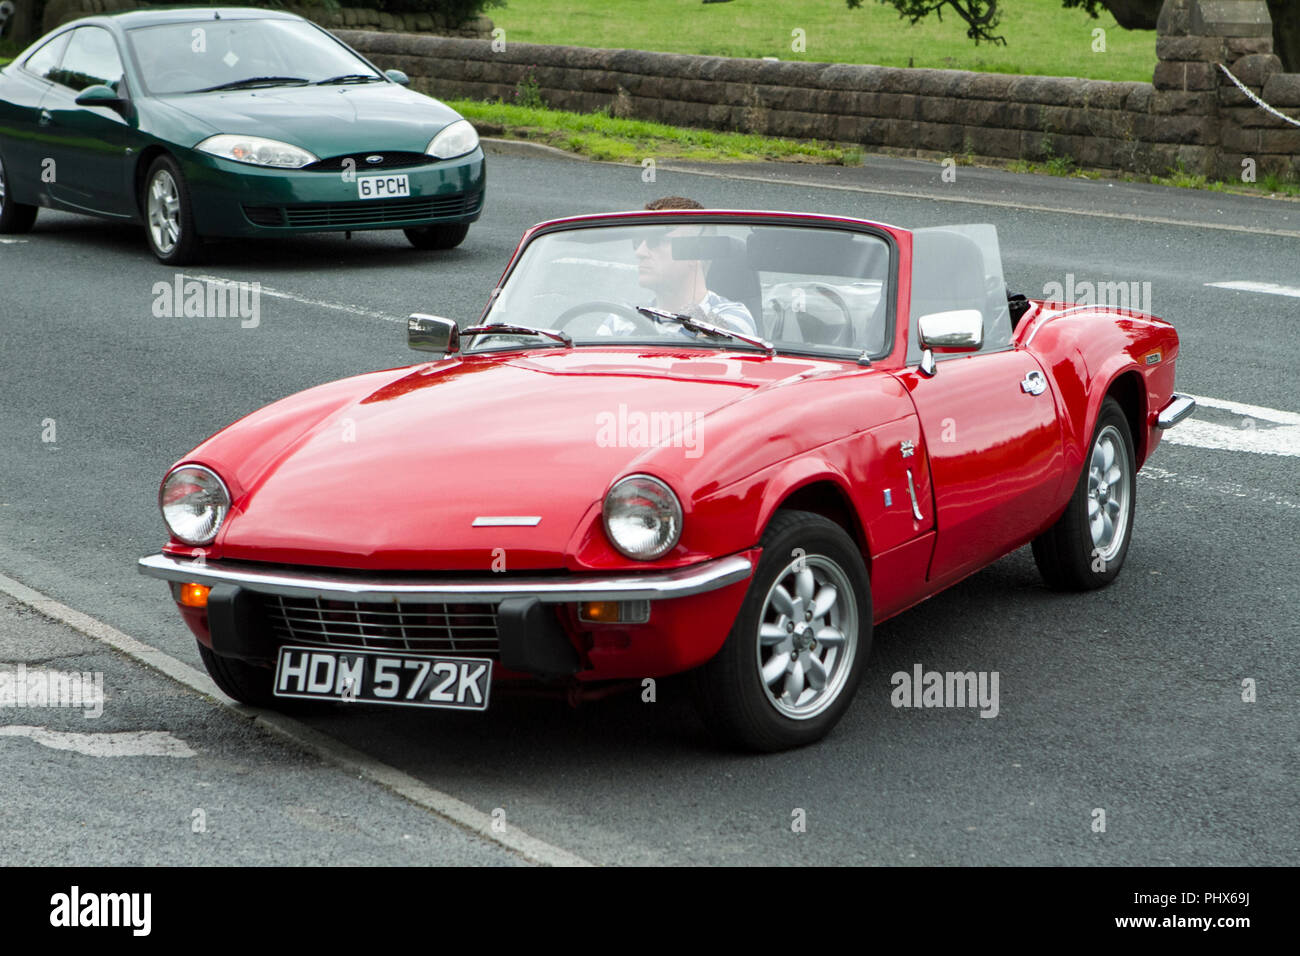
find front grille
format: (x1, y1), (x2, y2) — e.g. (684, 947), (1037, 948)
(242, 193), (479, 229)
(304, 152), (432, 172)
(262, 594), (500, 657)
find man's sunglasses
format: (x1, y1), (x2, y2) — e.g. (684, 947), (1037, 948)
(630, 233), (670, 252)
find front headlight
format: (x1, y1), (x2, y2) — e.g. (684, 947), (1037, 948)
(425, 119), (479, 159)
(160, 465), (230, 546)
(602, 475), (682, 561)
(195, 134), (318, 168)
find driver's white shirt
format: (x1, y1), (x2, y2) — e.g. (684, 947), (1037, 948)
(597, 291), (757, 339)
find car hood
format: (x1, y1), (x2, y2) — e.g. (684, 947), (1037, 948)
(203, 349), (848, 570)
(160, 84), (461, 153)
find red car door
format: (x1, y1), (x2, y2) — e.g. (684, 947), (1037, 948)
(894, 350), (1066, 587)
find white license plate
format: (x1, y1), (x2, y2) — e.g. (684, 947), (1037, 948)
(273, 646), (492, 711)
(356, 173), (410, 199)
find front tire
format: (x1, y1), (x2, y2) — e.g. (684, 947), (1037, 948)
(0, 153), (38, 234)
(692, 510), (872, 752)
(404, 221), (468, 250)
(197, 642), (329, 714)
(143, 155), (201, 264)
(1032, 396), (1136, 590)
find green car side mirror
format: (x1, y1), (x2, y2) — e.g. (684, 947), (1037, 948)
(75, 84), (127, 110)
(384, 69), (410, 86)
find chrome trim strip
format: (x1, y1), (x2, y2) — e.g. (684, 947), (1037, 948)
(138, 552), (754, 603)
(472, 516), (542, 526)
(1156, 393), (1196, 429)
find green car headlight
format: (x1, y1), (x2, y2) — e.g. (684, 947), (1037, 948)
(196, 134), (318, 168)
(425, 120), (479, 160)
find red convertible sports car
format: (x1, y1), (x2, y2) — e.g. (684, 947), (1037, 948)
(138, 209), (1194, 751)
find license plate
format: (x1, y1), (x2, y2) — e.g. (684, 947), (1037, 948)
(273, 646), (491, 711)
(356, 173), (410, 199)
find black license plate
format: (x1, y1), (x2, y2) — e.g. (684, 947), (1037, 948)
(273, 646), (492, 711)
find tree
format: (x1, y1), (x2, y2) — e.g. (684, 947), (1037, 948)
(852, 0), (1298, 72)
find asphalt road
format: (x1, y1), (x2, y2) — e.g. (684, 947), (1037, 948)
(1, 146), (1297, 865)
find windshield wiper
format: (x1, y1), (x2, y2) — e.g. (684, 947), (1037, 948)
(191, 76), (310, 93)
(315, 73), (383, 85)
(461, 323), (573, 347)
(636, 306), (774, 356)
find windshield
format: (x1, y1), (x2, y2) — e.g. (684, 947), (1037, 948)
(475, 220), (893, 358)
(127, 19), (380, 95)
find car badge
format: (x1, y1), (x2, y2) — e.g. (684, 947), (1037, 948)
(900, 440), (915, 458)
(365, 155), (384, 164)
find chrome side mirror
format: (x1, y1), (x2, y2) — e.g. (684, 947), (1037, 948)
(918, 309), (983, 352)
(385, 69), (410, 86)
(408, 314), (460, 357)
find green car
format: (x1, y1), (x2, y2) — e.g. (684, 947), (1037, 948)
(0, 7), (485, 263)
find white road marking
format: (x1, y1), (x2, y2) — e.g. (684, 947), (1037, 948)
(0, 569), (592, 867)
(1205, 280), (1300, 299)
(0, 725), (195, 757)
(180, 273), (406, 324)
(1162, 394), (1300, 457)
(1139, 465), (1299, 510)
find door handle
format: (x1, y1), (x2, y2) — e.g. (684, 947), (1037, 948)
(905, 469), (925, 521)
(1021, 370), (1046, 396)
(38, 109), (52, 126)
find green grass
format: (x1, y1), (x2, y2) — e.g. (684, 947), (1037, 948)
(450, 98), (862, 164)
(494, 0), (1157, 82)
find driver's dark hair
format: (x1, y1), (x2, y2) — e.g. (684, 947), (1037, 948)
(645, 196), (703, 210)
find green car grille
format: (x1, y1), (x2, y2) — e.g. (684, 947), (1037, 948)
(242, 192), (482, 228)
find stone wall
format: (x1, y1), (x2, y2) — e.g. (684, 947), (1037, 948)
(337, 0), (1299, 181)
(40, 0), (492, 38)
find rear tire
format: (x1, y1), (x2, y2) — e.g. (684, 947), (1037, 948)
(404, 222), (468, 250)
(692, 510), (871, 752)
(1031, 397), (1136, 590)
(0, 153), (38, 234)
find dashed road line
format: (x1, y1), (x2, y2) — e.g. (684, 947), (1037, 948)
(1162, 394), (1300, 457)
(0, 569), (593, 867)
(180, 273), (406, 324)
(1205, 280), (1300, 299)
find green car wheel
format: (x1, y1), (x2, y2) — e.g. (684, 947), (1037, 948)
(0, 153), (38, 234)
(404, 222), (469, 250)
(143, 155), (201, 265)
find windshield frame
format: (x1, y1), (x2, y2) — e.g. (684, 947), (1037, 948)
(473, 212), (900, 363)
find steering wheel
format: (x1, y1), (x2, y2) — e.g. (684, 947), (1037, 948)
(553, 300), (659, 335)
(811, 284), (856, 347)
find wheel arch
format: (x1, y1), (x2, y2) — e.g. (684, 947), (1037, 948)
(1099, 367), (1148, 466)
(761, 474), (872, 574)
(133, 145), (175, 217)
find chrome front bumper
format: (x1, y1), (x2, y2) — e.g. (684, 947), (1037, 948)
(1156, 393), (1196, 429)
(137, 552), (754, 604)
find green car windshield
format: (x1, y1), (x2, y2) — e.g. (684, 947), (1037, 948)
(126, 19), (381, 95)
